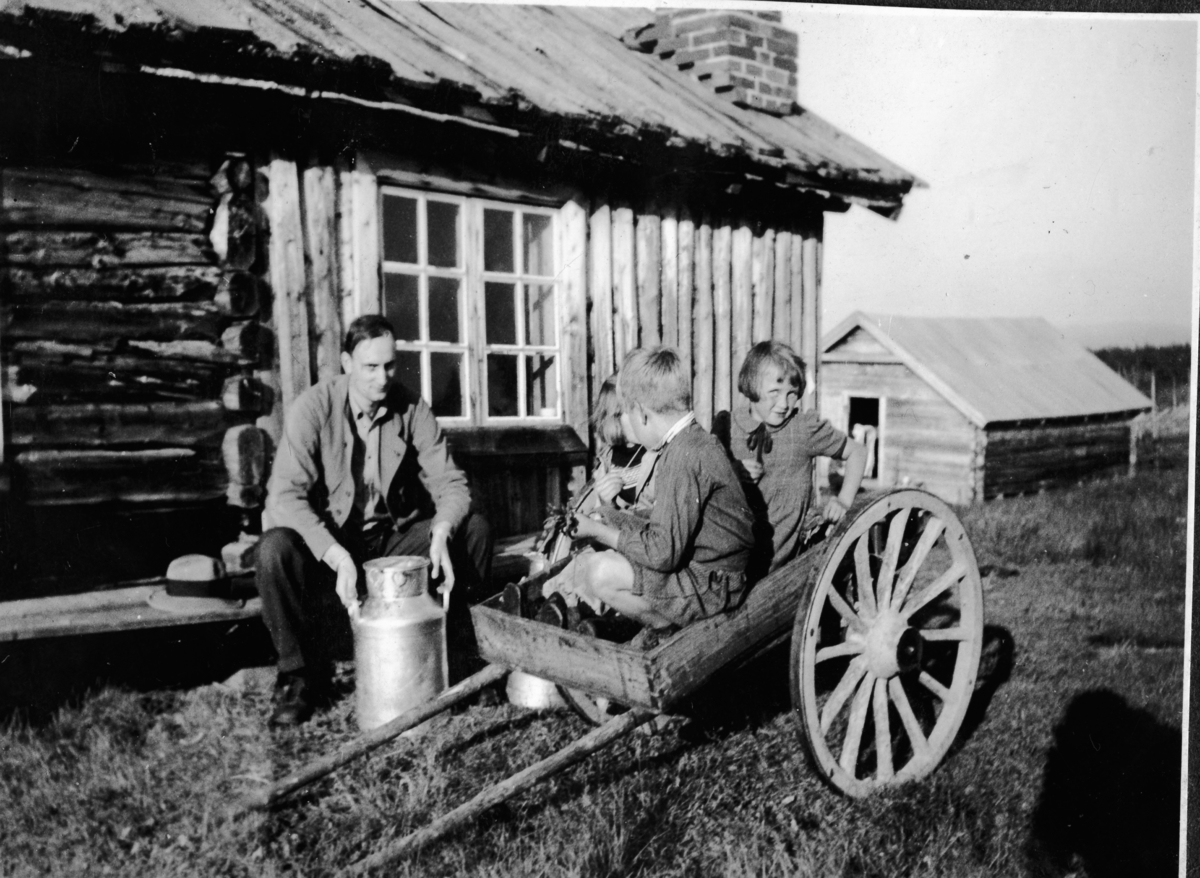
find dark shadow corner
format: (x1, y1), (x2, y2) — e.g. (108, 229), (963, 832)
(1025, 688), (1181, 878)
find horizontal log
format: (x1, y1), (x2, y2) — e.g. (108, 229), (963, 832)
(986, 423), (1129, 449)
(3, 230), (215, 267)
(222, 376), (275, 414)
(8, 401), (237, 448)
(3, 301), (225, 342)
(10, 349), (236, 402)
(1, 167), (211, 232)
(7, 265), (224, 302)
(13, 448), (227, 505)
(213, 272), (261, 317)
(12, 338), (242, 365)
(220, 322), (273, 363)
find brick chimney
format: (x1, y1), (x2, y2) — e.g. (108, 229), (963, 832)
(626, 10), (798, 115)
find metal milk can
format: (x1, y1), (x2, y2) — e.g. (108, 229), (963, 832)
(353, 556), (447, 732)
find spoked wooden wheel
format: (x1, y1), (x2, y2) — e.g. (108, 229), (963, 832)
(791, 489), (983, 797)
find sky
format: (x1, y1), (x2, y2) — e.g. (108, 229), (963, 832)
(779, 6), (1197, 348)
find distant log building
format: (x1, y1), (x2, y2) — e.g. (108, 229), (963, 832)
(821, 313), (1153, 505)
(0, 3), (918, 626)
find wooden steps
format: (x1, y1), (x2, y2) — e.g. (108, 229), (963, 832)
(0, 532), (541, 642)
(0, 580), (262, 642)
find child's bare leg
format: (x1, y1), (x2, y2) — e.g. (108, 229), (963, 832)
(579, 551), (675, 629)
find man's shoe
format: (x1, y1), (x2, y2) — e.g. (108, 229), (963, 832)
(269, 672), (318, 729)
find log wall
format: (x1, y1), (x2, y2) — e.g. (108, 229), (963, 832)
(0, 159), (270, 594)
(984, 417), (1134, 498)
(583, 205), (823, 432)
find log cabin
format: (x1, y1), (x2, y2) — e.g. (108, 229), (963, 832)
(820, 312), (1153, 505)
(0, 2), (918, 638)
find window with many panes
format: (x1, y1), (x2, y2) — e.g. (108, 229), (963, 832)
(379, 187), (561, 425)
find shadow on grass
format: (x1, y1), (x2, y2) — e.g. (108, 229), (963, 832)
(955, 623), (1015, 747)
(0, 619), (276, 724)
(1026, 689), (1180, 878)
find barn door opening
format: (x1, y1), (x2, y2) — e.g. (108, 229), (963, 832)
(847, 396), (882, 480)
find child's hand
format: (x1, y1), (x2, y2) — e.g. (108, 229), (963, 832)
(738, 458), (763, 482)
(594, 473), (625, 505)
(823, 497), (849, 523)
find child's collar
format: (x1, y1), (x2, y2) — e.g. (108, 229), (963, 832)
(653, 411), (695, 451)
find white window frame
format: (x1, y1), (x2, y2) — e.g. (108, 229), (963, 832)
(379, 186), (563, 427)
(841, 392), (886, 483)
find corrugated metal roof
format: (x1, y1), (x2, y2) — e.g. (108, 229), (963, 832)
(0, 1), (918, 211)
(823, 312), (1153, 425)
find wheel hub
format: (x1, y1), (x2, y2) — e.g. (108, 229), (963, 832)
(864, 612), (922, 678)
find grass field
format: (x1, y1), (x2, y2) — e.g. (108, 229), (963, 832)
(0, 455), (1188, 877)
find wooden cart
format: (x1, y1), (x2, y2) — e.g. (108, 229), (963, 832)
(261, 488), (984, 872)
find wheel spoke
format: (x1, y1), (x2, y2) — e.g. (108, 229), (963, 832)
(919, 671), (953, 704)
(901, 562), (966, 620)
(875, 506), (911, 610)
(839, 670), (875, 775)
(888, 677), (930, 759)
(816, 641), (863, 663)
(820, 656), (868, 734)
(872, 677), (894, 781)
(854, 536), (877, 618)
(920, 626), (969, 642)
(825, 585), (868, 633)
(890, 517), (946, 612)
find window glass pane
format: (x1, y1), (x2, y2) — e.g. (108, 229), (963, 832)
(394, 349), (422, 398)
(430, 352), (463, 418)
(427, 200), (459, 268)
(487, 354), (519, 417)
(526, 354), (558, 417)
(383, 273), (420, 341)
(483, 208), (514, 273)
(382, 195), (418, 264)
(523, 213), (553, 276)
(484, 281), (516, 345)
(524, 283), (556, 347)
(428, 276), (460, 343)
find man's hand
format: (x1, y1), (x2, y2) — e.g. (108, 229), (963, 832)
(323, 543), (359, 619)
(430, 521), (456, 603)
(594, 473), (625, 505)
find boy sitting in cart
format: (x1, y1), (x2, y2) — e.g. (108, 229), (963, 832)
(562, 346), (755, 637)
(727, 340), (867, 578)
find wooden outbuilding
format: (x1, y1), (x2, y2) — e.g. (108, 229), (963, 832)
(820, 312), (1153, 505)
(0, 3), (917, 635)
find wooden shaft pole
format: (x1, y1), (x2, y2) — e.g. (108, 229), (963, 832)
(251, 663), (509, 809)
(347, 707), (657, 873)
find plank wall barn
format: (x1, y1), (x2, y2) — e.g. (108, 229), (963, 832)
(0, 3), (918, 616)
(820, 313), (1153, 505)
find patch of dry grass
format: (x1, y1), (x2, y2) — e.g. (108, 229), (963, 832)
(0, 464), (1187, 877)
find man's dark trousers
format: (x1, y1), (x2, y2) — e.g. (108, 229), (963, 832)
(255, 512), (492, 681)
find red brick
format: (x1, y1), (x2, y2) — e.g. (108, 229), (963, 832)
(769, 27), (799, 47)
(693, 28), (740, 47)
(728, 15), (758, 31)
(655, 36), (687, 55)
(746, 34), (764, 49)
(713, 43), (756, 60)
(773, 56), (797, 73)
(766, 37), (798, 57)
(673, 14), (729, 37)
(788, 74), (797, 86)
(745, 63), (762, 76)
(753, 10), (783, 23)
(764, 67), (786, 84)
(672, 47), (712, 66)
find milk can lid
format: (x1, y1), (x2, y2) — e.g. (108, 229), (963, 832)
(363, 555), (431, 572)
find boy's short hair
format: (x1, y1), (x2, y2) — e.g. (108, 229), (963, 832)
(618, 347), (691, 415)
(738, 341), (806, 402)
(344, 314), (396, 354)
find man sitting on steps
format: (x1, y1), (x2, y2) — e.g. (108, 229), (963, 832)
(256, 314), (491, 728)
